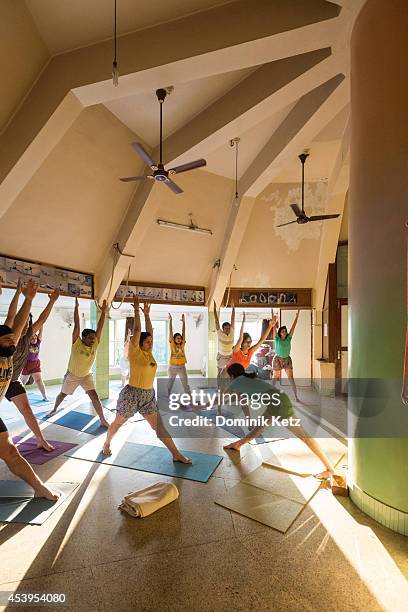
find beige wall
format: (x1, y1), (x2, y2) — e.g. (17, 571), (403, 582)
(0, 0), (49, 132)
(0, 105), (141, 273)
(128, 170), (235, 286)
(233, 181), (326, 287)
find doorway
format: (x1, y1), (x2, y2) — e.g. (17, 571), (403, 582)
(335, 298), (348, 396)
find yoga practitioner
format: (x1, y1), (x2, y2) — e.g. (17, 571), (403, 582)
(5, 284), (60, 452)
(272, 310), (300, 401)
(120, 328), (131, 388)
(226, 312), (278, 371)
(223, 364), (334, 480)
(213, 300), (235, 377)
(20, 326), (48, 400)
(0, 279), (59, 500)
(167, 313), (192, 399)
(103, 299), (191, 463)
(47, 298), (109, 427)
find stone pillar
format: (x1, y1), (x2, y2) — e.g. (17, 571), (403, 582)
(348, 0), (408, 534)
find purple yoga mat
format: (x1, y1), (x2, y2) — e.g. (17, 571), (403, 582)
(12, 436), (78, 465)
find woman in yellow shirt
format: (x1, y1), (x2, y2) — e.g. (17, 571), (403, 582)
(168, 313), (191, 399)
(103, 299), (191, 463)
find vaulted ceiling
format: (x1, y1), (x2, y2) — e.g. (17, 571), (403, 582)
(0, 0), (362, 308)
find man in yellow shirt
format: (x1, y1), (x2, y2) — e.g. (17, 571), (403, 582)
(47, 298), (109, 427)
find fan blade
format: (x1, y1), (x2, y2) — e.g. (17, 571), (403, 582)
(120, 175), (148, 182)
(164, 178), (183, 194)
(131, 143), (157, 168)
(290, 203), (302, 217)
(276, 220), (299, 228)
(168, 159), (207, 174)
(308, 214), (340, 222)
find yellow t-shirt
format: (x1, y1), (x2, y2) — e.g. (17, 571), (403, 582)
(129, 343), (157, 389)
(68, 337), (99, 378)
(169, 339), (187, 366)
(0, 356), (13, 402)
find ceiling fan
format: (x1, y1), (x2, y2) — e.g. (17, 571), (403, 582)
(120, 88), (207, 194)
(276, 153), (340, 227)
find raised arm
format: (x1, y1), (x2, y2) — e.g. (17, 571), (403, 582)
(181, 313), (186, 341)
(213, 300), (220, 331)
(72, 298), (80, 343)
(95, 300), (108, 342)
(32, 289), (60, 334)
(12, 280), (38, 344)
(289, 310), (300, 337)
(251, 314), (278, 353)
(230, 300), (236, 329)
(4, 278), (22, 327)
(168, 313), (173, 340)
(232, 312), (246, 353)
(130, 298), (141, 347)
(142, 302), (153, 339)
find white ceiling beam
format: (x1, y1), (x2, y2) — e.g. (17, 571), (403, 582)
(0, 0), (341, 220)
(95, 51), (341, 302)
(207, 74), (348, 305)
(162, 48), (336, 166)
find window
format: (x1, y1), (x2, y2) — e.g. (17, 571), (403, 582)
(151, 320), (169, 365)
(109, 318), (169, 367)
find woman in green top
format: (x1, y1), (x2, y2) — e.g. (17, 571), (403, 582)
(272, 310), (300, 401)
(223, 363), (335, 480)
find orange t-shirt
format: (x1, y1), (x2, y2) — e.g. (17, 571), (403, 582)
(226, 347), (256, 370)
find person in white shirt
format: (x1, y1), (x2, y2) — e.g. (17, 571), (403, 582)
(213, 300), (235, 377)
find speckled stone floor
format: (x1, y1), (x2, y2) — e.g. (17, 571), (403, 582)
(0, 383), (407, 611)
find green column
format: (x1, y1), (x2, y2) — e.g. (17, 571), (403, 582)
(91, 302), (109, 400)
(349, 0), (408, 533)
(207, 311), (218, 379)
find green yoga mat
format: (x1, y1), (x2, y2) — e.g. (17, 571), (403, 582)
(0, 481), (79, 525)
(65, 439), (222, 482)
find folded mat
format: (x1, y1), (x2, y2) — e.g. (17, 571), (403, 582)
(119, 482), (179, 518)
(12, 436), (77, 465)
(65, 439), (223, 483)
(0, 481), (79, 525)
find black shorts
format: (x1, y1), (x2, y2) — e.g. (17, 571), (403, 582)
(0, 417), (7, 433)
(5, 380), (26, 401)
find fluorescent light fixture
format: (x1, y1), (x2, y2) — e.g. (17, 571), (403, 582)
(157, 219), (212, 236)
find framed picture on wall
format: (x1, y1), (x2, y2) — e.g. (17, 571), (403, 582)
(0, 254), (94, 299)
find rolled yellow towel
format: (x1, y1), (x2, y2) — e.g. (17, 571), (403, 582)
(118, 482), (179, 518)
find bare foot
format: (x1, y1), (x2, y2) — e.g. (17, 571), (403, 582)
(34, 485), (60, 501)
(100, 419), (110, 428)
(314, 468), (334, 480)
(37, 439), (55, 452)
(102, 442), (112, 456)
(42, 397), (50, 402)
(46, 410), (57, 418)
(223, 441), (243, 452)
(172, 452), (192, 464)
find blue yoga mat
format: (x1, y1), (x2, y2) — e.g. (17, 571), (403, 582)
(39, 410), (108, 436)
(65, 440), (223, 483)
(0, 481), (79, 525)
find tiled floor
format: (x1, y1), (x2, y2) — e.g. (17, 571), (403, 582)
(0, 383), (407, 611)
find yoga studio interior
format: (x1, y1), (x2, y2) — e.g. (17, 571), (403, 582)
(0, 1), (407, 611)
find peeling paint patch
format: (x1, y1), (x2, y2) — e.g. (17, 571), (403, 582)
(261, 182), (328, 252)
